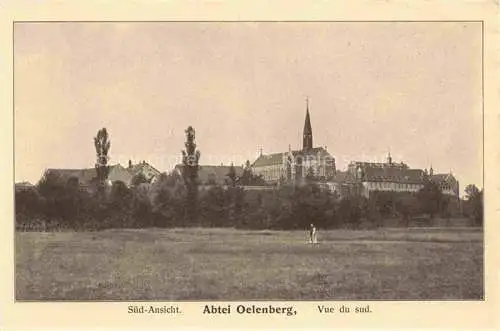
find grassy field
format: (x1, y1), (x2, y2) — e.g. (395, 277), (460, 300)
(15, 227), (483, 301)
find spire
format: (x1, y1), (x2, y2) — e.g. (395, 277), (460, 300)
(303, 97), (313, 150)
(430, 163), (434, 176)
(387, 149), (392, 165)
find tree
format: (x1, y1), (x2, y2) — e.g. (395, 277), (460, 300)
(417, 180), (443, 219)
(33, 172), (92, 229)
(94, 128), (111, 193)
(109, 181), (132, 208)
(100, 180), (133, 228)
(465, 184), (480, 200)
(338, 197), (352, 229)
(15, 187), (41, 225)
(151, 176), (186, 227)
(131, 172), (148, 187)
(241, 160), (252, 185)
(372, 191), (397, 218)
(181, 126), (201, 224)
(66, 176), (80, 192)
(36, 171), (67, 221)
(155, 171), (183, 187)
(37, 171), (65, 199)
(306, 166), (315, 181)
(243, 192), (267, 229)
(337, 195), (366, 229)
(473, 190), (484, 227)
(200, 185), (226, 227)
(395, 194), (420, 227)
(366, 196), (383, 228)
(239, 160), (267, 186)
(227, 162), (238, 187)
(62, 176), (83, 222)
(282, 182), (329, 230)
(225, 162), (245, 226)
(464, 184), (483, 226)
(249, 173), (267, 186)
(206, 174), (217, 185)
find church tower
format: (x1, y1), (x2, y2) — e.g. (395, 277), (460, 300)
(303, 98), (313, 150)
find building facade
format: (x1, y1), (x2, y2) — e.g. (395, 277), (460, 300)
(328, 153), (460, 200)
(429, 171), (460, 197)
(127, 160), (162, 184)
(252, 101), (336, 183)
(41, 160), (161, 189)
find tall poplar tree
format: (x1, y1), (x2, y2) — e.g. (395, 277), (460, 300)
(94, 128), (111, 195)
(181, 126), (201, 223)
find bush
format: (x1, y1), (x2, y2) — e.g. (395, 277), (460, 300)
(17, 170), (480, 231)
(199, 185), (226, 227)
(151, 179), (186, 227)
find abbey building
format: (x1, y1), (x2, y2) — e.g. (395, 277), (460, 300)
(251, 100), (460, 201)
(251, 101), (336, 183)
(330, 155), (460, 199)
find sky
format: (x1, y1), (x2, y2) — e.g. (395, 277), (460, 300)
(14, 22), (483, 192)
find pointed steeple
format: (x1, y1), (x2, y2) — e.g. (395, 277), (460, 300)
(303, 97), (313, 150)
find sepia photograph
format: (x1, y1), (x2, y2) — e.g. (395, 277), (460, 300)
(14, 21), (484, 302)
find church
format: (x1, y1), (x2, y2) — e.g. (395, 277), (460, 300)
(250, 100), (460, 203)
(251, 101), (336, 183)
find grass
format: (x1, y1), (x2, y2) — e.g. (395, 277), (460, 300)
(15, 227), (483, 301)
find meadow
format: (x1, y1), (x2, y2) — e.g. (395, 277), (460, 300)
(15, 227), (483, 301)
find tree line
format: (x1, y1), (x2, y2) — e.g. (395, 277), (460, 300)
(15, 126), (483, 231)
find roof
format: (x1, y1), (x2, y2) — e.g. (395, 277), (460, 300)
(361, 166), (425, 184)
(15, 181), (36, 192)
(330, 171), (358, 184)
(128, 161), (161, 177)
(110, 165), (135, 183)
(304, 108), (312, 135)
(430, 173), (458, 193)
(332, 169), (363, 184)
(43, 164), (133, 184)
(44, 168), (98, 183)
(252, 147), (333, 167)
(15, 181), (34, 188)
(431, 173), (456, 183)
(174, 164), (244, 185)
(252, 152), (288, 167)
(349, 161), (409, 169)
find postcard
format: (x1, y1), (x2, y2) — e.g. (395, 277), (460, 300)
(1, 1), (499, 330)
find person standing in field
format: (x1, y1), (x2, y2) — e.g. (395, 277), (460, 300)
(309, 223), (318, 244)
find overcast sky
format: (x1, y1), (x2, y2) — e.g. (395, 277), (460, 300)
(14, 22), (483, 191)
